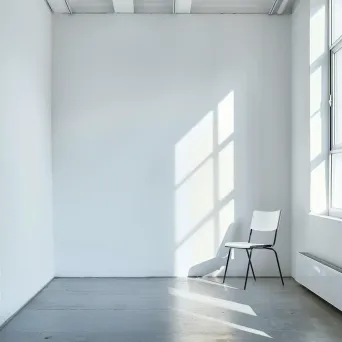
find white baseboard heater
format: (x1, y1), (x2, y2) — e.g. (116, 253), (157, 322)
(296, 252), (342, 311)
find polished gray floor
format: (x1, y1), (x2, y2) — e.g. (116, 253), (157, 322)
(1, 278), (342, 341)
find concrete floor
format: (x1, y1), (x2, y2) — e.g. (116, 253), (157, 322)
(0, 278), (342, 341)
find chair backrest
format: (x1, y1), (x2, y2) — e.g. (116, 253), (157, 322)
(250, 210), (281, 232)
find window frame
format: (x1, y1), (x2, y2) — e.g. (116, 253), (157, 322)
(329, 0), (342, 219)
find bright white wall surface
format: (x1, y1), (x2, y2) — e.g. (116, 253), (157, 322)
(53, 15), (292, 277)
(0, 0), (54, 326)
(292, 0), (342, 278)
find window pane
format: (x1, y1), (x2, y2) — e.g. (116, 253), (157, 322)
(334, 48), (342, 146)
(332, 153), (342, 209)
(332, 0), (342, 44)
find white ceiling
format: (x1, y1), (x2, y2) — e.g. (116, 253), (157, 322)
(46, 0), (294, 14)
(134, 0), (174, 14)
(192, 0), (276, 14)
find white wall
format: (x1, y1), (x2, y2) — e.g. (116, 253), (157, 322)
(0, 0), (54, 326)
(53, 15), (292, 277)
(292, 0), (342, 278)
(291, 0), (311, 275)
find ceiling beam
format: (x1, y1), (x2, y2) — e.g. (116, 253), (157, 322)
(44, 0), (53, 12)
(269, 0), (281, 14)
(47, 0), (70, 13)
(112, 0), (134, 13)
(277, 0), (289, 14)
(64, 0), (72, 14)
(175, 0), (192, 14)
(269, 0), (294, 15)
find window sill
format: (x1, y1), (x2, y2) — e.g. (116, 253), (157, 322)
(309, 212), (342, 223)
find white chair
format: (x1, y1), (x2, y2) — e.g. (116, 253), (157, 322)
(223, 210), (284, 290)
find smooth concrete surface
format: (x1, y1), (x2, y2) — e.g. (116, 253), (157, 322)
(1, 278), (342, 341)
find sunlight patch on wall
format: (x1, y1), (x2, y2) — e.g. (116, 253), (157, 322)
(310, 111), (323, 161)
(310, 66), (322, 115)
(219, 142), (234, 200)
(218, 92), (234, 145)
(174, 90), (235, 276)
(310, 6), (326, 65)
(175, 218), (215, 276)
(175, 158), (214, 244)
(219, 200), (235, 243)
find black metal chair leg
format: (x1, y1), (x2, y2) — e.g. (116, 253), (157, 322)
(244, 249), (252, 290)
(223, 248), (232, 284)
(270, 248), (284, 286)
(246, 250), (256, 281)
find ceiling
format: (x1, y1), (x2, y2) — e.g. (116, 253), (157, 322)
(45, 0), (295, 14)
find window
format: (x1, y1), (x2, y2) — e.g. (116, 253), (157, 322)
(331, 0), (342, 44)
(330, 0), (342, 217)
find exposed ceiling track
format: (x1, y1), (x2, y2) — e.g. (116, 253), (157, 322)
(44, 0), (53, 12)
(269, 0), (279, 14)
(277, 0), (289, 14)
(269, 0), (291, 15)
(64, 0), (72, 14)
(46, 0), (294, 15)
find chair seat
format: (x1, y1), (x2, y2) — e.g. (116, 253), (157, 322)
(224, 242), (270, 249)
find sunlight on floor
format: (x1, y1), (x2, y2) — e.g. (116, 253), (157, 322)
(187, 277), (239, 290)
(168, 287), (257, 316)
(171, 308), (272, 338)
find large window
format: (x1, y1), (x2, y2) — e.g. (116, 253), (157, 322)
(330, 0), (342, 217)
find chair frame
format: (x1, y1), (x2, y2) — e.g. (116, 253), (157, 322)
(222, 211), (284, 290)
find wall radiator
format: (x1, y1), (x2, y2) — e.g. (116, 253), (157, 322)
(296, 252), (342, 311)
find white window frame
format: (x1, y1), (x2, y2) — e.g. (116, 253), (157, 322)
(329, 0), (342, 219)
